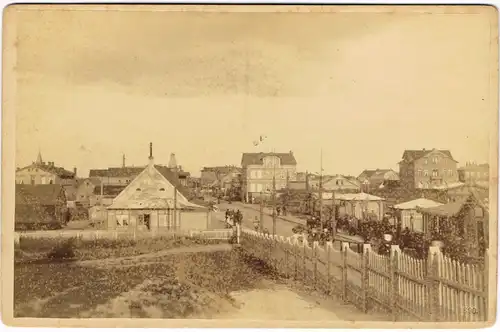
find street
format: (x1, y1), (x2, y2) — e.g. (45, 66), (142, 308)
(215, 202), (299, 237)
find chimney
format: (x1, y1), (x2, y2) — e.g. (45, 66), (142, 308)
(122, 154), (126, 168)
(289, 150), (293, 155)
(148, 142), (154, 168)
(168, 153), (178, 170)
(73, 167), (77, 177)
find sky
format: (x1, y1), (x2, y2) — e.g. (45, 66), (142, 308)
(13, 6), (496, 177)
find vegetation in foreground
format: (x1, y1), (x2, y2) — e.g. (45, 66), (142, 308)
(14, 250), (276, 318)
(15, 235), (226, 263)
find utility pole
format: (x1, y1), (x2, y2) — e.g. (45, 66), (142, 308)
(285, 170), (290, 216)
(319, 149), (324, 231)
(272, 153), (277, 237)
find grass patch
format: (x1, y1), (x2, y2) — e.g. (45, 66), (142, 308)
(15, 235), (225, 264)
(14, 250), (274, 318)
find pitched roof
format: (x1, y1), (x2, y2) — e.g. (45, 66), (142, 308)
(418, 201), (464, 217)
(336, 193), (385, 201)
(89, 165), (190, 198)
(401, 149), (456, 162)
(394, 198), (443, 210)
(241, 152), (297, 167)
(18, 163), (75, 178)
(16, 184), (65, 206)
(107, 164), (203, 210)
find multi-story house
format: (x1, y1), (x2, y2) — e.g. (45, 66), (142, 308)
(398, 149), (459, 190)
(458, 162), (489, 185)
(16, 152), (77, 186)
(241, 151), (297, 202)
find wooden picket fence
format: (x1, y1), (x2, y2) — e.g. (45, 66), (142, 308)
(240, 229), (489, 322)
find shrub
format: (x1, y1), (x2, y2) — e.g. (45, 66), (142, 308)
(47, 238), (76, 261)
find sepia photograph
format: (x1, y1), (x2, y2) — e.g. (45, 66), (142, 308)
(1, 4), (498, 328)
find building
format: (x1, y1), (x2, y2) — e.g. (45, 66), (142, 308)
(105, 144), (210, 232)
(15, 184), (68, 230)
(74, 178), (102, 207)
(336, 192), (385, 222)
(393, 198), (443, 233)
(446, 182), (488, 202)
(200, 166), (242, 188)
(16, 151), (77, 186)
(311, 174), (361, 193)
(241, 151), (298, 202)
(458, 162), (489, 185)
(398, 149), (459, 190)
(357, 169), (400, 191)
(89, 153), (188, 186)
(418, 188), (489, 259)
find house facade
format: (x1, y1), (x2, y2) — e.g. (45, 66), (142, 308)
(458, 162), (489, 185)
(105, 144), (209, 232)
(398, 149), (459, 190)
(357, 169), (400, 191)
(15, 184), (68, 230)
(16, 152), (77, 186)
(241, 151), (297, 202)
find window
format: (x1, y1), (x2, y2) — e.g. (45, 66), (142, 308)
(136, 188), (141, 191)
(41, 176), (46, 184)
(424, 159), (428, 165)
(443, 169), (447, 176)
(432, 156), (438, 164)
(448, 169), (453, 176)
(474, 207), (484, 218)
(49, 180), (53, 184)
(432, 169), (439, 177)
(159, 188), (165, 191)
(30, 175), (35, 185)
(424, 170), (429, 177)
(417, 169), (422, 176)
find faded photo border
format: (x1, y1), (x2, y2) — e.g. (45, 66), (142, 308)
(1, 3), (498, 329)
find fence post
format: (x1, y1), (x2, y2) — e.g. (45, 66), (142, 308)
(326, 241), (332, 295)
(390, 245), (401, 321)
(362, 243), (371, 313)
(294, 239), (298, 280)
(313, 241), (318, 289)
(341, 242), (349, 303)
(483, 249), (489, 322)
(303, 239), (307, 282)
(427, 246), (441, 321)
(284, 240), (289, 279)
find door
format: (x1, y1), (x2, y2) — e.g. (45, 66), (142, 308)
(144, 214), (151, 230)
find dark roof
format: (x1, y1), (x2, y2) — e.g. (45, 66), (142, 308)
(16, 184), (66, 205)
(241, 152), (297, 167)
(201, 166), (242, 173)
(401, 149), (456, 162)
(19, 163), (75, 179)
(89, 167), (146, 177)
